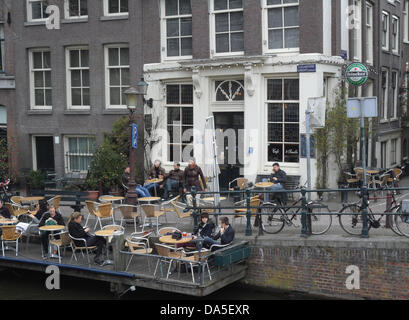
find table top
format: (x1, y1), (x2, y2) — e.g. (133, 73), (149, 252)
(254, 182), (274, 188)
(202, 196), (227, 202)
(100, 196), (125, 201)
(145, 178), (163, 184)
(95, 229), (115, 237)
(0, 218), (17, 225)
(159, 235), (194, 244)
(21, 196), (45, 202)
(138, 197), (161, 202)
(39, 225), (65, 231)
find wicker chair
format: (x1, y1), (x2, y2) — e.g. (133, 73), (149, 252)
(228, 178), (248, 201)
(4, 202), (28, 217)
(94, 202), (115, 230)
(84, 200), (99, 228)
(49, 231), (71, 264)
(159, 195), (180, 223)
(181, 249), (213, 283)
(117, 204), (139, 233)
(170, 201), (192, 229)
(1, 225), (22, 256)
(125, 236), (153, 272)
(47, 195), (62, 211)
(140, 204), (165, 235)
(233, 196), (261, 225)
(69, 234), (97, 267)
(153, 243), (185, 279)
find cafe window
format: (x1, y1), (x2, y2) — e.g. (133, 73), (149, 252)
(266, 78), (299, 163)
(65, 136), (96, 172)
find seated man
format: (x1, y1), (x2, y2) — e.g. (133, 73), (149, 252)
(269, 162), (287, 204)
(38, 205), (65, 259)
(203, 217), (234, 251)
(144, 160), (166, 194)
(161, 162), (184, 200)
(122, 166), (151, 198)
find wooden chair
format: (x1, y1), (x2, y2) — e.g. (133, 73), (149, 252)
(69, 234), (97, 267)
(125, 236), (153, 272)
(200, 177), (209, 191)
(118, 204), (139, 233)
(1, 225), (22, 256)
(49, 231), (71, 264)
(94, 202), (115, 230)
(182, 249), (213, 283)
(233, 196), (261, 225)
(160, 195), (180, 223)
(344, 172), (359, 187)
(84, 200), (99, 228)
(140, 204), (165, 235)
(228, 178), (248, 201)
(170, 201), (192, 229)
(47, 195), (62, 211)
(154, 243), (185, 279)
(4, 202), (28, 217)
(388, 168), (402, 186)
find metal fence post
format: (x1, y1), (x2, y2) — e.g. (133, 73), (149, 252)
(245, 188), (252, 236)
(191, 186), (198, 231)
(300, 187), (308, 238)
(361, 185), (369, 238)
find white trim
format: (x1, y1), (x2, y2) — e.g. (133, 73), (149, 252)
(365, 1), (373, 65)
(66, 46), (90, 110)
(64, 0), (89, 19)
(391, 15), (399, 55)
(404, 0), (409, 43)
(382, 11), (390, 51)
(352, 0), (362, 62)
(103, 0), (129, 17)
(29, 48), (52, 110)
(63, 135), (96, 173)
(391, 70), (398, 119)
(381, 68), (388, 120)
(26, 0), (48, 22)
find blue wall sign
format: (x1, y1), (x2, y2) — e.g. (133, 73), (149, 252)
(297, 64), (316, 73)
(132, 124), (138, 149)
(300, 134), (316, 158)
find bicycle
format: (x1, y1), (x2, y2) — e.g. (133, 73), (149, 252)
(256, 185), (332, 235)
(337, 186), (402, 236)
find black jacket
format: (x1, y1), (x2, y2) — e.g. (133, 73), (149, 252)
(213, 225), (235, 245)
(194, 220), (215, 238)
(39, 211), (65, 227)
(271, 169), (287, 185)
(0, 206), (11, 219)
(68, 221), (90, 247)
(184, 165), (206, 190)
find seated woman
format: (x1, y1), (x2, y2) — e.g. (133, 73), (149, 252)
(177, 212), (215, 250)
(67, 212), (106, 266)
(38, 205), (65, 259)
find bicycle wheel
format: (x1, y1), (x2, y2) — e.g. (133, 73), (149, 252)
(309, 202), (332, 235)
(394, 207), (409, 238)
(259, 202), (285, 234)
(338, 204), (368, 236)
(387, 206), (403, 236)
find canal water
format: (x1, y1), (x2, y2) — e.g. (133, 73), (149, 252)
(0, 268), (319, 300)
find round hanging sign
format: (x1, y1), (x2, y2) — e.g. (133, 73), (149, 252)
(345, 63), (368, 86)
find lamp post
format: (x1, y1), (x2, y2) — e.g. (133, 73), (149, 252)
(124, 78), (148, 206)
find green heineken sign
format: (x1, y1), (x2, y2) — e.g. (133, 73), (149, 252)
(345, 63), (369, 86)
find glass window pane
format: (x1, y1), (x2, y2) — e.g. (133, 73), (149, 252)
(109, 68), (120, 86)
(108, 0), (119, 13)
(284, 124), (299, 142)
(43, 52), (51, 68)
(181, 85), (193, 104)
(268, 103), (283, 122)
(169, 144), (181, 162)
(34, 71), (44, 87)
(69, 138), (78, 153)
(167, 38), (180, 56)
(167, 18), (180, 37)
(80, 0), (88, 15)
(121, 68), (129, 86)
(229, 0), (243, 9)
(108, 48), (119, 66)
(32, 2), (42, 19)
(45, 89), (52, 105)
(69, 0), (79, 16)
(284, 103), (299, 122)
(285, 28), (299, 48)
(216, 33), (229, 53)
(81, 50), (89, 67)
(167, 85), (180, 104)
(267, 79), (282, 100)
(35, 89), (44, 105)
(231, 32), (244, 51)
(230, 12), (243, 31)
(283, 0), (298, 3)
(82, 88), (90, 105)
(72, 88), (82, 105)
(284, 79), (299, 100)
(268, 0), (282, 5)
(166, 0), (178, 16)
(110, 87), (121, 105)
(268, 8), (282, 28)
(269, 29), (283, 49)
(215, 13), (229, 32)
(180, 18), (192, 36)
(120, 48), (129, 65)
(284, 144), (299, 162)
(214, 0), (228, 10)
(33, 52), (42, 69)
(268, 123), (283, 142)
(268, 144), (283, 162)
(179, 0), (192, 14)
(182, 108), (193, 124)
(44, 71), (51, 87)
(70, 50), (80, 68)
(181, 37), (192, 56)
(120, 0), (128, 12)
(284, 6), (298, 27)
(167, 107), (181, 123)
(82, 70), (89, 86)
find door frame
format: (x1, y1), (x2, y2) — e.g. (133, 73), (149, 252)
(32, 135), (55, 171)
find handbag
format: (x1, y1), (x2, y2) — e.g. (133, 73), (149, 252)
(171, 231), (182, 240)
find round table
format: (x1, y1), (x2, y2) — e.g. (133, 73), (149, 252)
(201, 196), (227, 202)
(254, 182), (275, 202)
(20, 196), (45, 209)
(144, 179), (164, 197)
(0, 218), (18, 226)
(138, 197), (161, 203)
(39, 225), (65, 259)
(100, 195), (125, 202)
(159, 235), (194, 245)
(95, 229), (116, 265)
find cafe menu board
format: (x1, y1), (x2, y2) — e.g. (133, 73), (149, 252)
(300, 134), (316, 158)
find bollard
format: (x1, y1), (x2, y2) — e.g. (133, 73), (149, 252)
(300, 187), (308, 238)
(385, 189), (392, 228)
(191, 186), (198, 231)
(245, 188), (252, 236)
(361, 185), (369, 238)
(341, 183), (348, 204)
(112, 229), (126, 272)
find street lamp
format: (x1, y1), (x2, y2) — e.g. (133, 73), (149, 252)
(124, 78), (148, 205)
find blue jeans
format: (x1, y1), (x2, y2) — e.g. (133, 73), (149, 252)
(268, 183), (284, 203)
(163, 179), (180, 199)
(144, 182), (160, 193)
(135, 186), (151, 198)
(202, 236), (218, 249)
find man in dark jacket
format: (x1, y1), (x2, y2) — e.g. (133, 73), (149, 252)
(269, 162), (287, 203)
(183, 158), (207, 192)
(38, 205), (65, 259)
(144, 159), (166, 194)
(161, 162), (184, 200)
(203, 217), (234, 250)
(0, 200), (11, 219)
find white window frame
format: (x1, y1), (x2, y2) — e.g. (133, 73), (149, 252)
(380, 140), (387, 168)
(391, 70), (398, 119)
(391, 15), (399, 54)
(404, 0), (409, 43)
(66, 46), (90, 110)
(0, 25), (4, 73)
(365, 2), (373, 65)
(262, 0), (300, 54)
(104, 44), (130, 109)
(27, 0), (48, 22)
(381, 68), (389, 120)
(29, 48), (52, 110)
(391, 138), (397, 165)
(103, 0), (129, 17)
(353, 0), (362, 61)
(64, 135), (96, 173)
(160, 0), (193, 62)
(64, 0), (88, 19)
(210, 0), (244, 57)
(382, 11), (389, 51)
(265, 77), (300, 166)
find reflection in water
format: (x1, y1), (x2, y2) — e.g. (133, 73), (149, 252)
(0, 269), (319, 300)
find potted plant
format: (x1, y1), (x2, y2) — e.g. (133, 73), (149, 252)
(85, 176), (99, 201)
(27, 170), (45, 192)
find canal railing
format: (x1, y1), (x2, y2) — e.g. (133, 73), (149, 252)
(186, 185), (409, 239)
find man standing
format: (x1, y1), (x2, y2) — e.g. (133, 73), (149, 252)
(183, 158), (207, 208)
(161, 162), (184, 200)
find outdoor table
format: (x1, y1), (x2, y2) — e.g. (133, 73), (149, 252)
(20, 196), (45, 210)
(95, 229), (115, 265)
(144, 178), (163, 197)
(201, 196), (227, 202)
(138, 197), (161, 203)
(254, 182), (274, 202)
(100, 195), (124, 203)
(39, 225), (65, 259)
(159, 234), (194, 245)
(0, 218), (18, 226)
